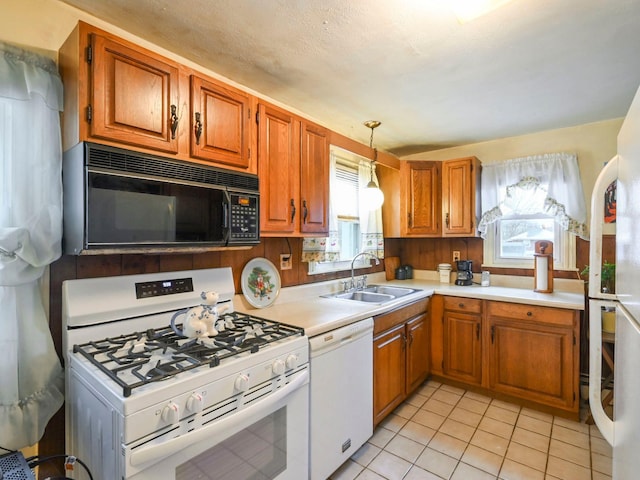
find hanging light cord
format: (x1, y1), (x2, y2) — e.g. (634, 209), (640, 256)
(368, 125), (378, 180)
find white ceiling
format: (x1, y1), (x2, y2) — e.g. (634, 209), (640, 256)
(59, 0), (640, 156)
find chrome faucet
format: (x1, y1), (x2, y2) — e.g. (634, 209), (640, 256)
(349, 252), (381, 291)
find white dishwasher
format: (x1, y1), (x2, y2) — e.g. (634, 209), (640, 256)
(309, 317), (373, 480)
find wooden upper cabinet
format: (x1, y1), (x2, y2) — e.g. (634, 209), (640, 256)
(386, 156), (480, 238)
(190, 75), (251, 169)
(258, 103), (300, 235)
(442, 156), (481, 237)
(258, 103), (329, 236)
(59, 22), (257, 173)
(300, 121), (329, 234)
(89, 32), (180, 154)
(401, 161), (441, 236)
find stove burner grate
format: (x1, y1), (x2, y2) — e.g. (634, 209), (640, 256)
(72, 311), (304, 397)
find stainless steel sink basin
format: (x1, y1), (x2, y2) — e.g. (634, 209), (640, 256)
(321, 284), (420, 303)
(331, 291), (395, 303)
(361, 285), (418, 298)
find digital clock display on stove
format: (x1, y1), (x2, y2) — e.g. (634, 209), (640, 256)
(135, 277), (194, 298)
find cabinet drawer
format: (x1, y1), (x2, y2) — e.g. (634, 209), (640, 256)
(374, 298), (429, 335)
(444, 296), (482, 314)
(487, 301), (575, 327)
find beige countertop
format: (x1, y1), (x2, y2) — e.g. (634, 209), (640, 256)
(234, 271), (585, 338)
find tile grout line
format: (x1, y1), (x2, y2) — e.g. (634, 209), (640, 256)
(340, 381), (610, 480)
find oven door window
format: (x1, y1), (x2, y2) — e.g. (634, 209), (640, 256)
(87, 172), (227, 246)
(176, 407), (287, 480)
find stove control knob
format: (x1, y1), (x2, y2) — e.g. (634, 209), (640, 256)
(272, 359), (286, 376)
(285, 354), (298, 370)
(186, 393), (204, 413)
(161, 402), (180, 424)
(234, 374), (250, 392)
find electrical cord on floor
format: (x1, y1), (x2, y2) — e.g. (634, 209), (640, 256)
(26, 454), (94, 480)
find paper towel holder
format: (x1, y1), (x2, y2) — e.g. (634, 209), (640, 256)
(533, 240), (554, 293)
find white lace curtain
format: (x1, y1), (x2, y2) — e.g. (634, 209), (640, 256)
(0, 41), (65, 450)
(478, 152), (588, 239)
(357, 161), (384, 259)
(301, 151), (384, 261)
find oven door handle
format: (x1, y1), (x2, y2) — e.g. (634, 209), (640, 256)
(129, 369), (309, 468)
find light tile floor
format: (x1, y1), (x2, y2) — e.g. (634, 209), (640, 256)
(330, 380), (612, 480)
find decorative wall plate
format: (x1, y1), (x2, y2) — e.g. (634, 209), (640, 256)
(241, 257), (281, 308)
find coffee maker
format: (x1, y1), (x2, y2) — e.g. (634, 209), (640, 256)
(455, 260), (473, 286)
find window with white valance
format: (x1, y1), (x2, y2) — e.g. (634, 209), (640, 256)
(479, 152), (587, 269)
(303, 146), (384, 274)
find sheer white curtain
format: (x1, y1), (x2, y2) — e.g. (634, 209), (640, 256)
(0, 41), (64, 449)
(478, 152), (588, 239)
(358, 161), (384, 258)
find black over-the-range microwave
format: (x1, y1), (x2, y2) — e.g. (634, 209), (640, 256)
(62, 142), (260, 255)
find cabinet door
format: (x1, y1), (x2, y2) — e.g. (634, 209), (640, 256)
(401, 161), (440, 236)
(488, 318), (576, 409)
(406, 314), (430, 393)
(442, 157), (480, 236)
(190, 75), (251, 169)
(90, 33), (180, 153)
(258, 103), (300, 234)
(300, 121), (329, 234)
(443, 311), (482, 385)
(373, 324), (406, 426)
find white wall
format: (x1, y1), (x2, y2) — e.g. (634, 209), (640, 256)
(403, 118), (624, 224)
(2, 0), (84, 56)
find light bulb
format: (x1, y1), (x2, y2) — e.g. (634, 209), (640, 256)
(362, 181), (384, 210)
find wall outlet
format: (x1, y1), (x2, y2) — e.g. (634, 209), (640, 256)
(453, 251), (461, 262)
(280, 254), (292, 270)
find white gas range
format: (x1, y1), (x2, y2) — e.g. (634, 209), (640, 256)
(62, 267), (309, 480)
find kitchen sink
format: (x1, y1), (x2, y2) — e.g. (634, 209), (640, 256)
(322, 285), (421, 304)
(361, 285), (418, 298)
(331, 291), (395, 303)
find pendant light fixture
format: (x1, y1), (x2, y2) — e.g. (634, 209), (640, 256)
(362, 120), (384, 210)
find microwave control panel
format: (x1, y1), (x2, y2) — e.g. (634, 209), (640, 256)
(229, 193), (259, 243)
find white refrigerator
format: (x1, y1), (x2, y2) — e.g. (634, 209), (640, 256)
(589, 85), (640, 479)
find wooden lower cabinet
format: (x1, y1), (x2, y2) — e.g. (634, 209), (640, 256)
(373, 324), (406, 426)
(443, 310), (482, 386)
(442, 296), (483, 385)
(431, 295), (580, 418)
(487, 301), (579, 412)
(406, 315), (430, 393)
(373, 298), (429, 426)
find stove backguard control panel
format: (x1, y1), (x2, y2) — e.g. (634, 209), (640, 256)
(135, 277), (194, 298)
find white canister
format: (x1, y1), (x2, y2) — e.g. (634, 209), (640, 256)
(437, 263), (452, 283)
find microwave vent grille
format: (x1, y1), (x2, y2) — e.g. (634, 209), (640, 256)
(86, 143), (259, 191)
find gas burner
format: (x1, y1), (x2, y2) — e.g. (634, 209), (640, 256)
(144, 361), (180, 380)
(72, 312), (304, 397)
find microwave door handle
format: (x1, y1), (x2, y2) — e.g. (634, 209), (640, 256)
(222, 191), (231, 244)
